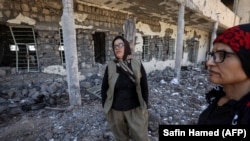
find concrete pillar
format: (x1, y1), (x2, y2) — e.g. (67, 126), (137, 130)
(173, 3), (185, 83)
(61, 0), (81, 106)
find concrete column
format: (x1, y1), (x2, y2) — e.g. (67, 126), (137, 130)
(173, 3), (185, 83)
(61, 0), (81, 106)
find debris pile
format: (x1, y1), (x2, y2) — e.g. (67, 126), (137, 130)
(0, 64), (214, 141)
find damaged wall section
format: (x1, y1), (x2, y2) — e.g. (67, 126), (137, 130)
(0, 0), (211, 76)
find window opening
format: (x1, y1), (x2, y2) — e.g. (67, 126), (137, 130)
(162, 37), (168, 61)
(163, 28), (175, 60)
(142, 36), (150, 62)
(187, 39), (199, 63)
(155, 37), (163, 61)
(59, 28), (65, 65)
(164, 38), (175, 60)
(92, 32), (106, 64)
(8, 26), (39, 72)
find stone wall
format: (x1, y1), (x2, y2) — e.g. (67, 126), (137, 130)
(0, 0), (161, 76)
(36, 30), (61, 69)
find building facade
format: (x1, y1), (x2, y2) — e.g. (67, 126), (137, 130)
(0, 0), (249, 76)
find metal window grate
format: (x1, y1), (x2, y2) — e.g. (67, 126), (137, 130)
(9, 26), (39, 72)
(188, 40), (199, 63)
(59, 28), (65, 65)
(168, 38), (175, 60)
(142, 36), (150, 62)
(154, 36), (163, 61)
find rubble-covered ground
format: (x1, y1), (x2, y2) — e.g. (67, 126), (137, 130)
(0, 64), (215, 141)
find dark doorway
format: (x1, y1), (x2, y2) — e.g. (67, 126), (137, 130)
(0, 24), (13, 67)
(92, 32), (106, 64)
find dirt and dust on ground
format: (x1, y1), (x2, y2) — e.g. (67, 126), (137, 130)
(0, 64), (214, 141)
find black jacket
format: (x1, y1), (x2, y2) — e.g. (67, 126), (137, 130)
(198, 86), (250, 125)
(101, 62), (149, 111)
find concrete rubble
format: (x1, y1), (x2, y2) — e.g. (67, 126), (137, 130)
(0, 63), (214, 141)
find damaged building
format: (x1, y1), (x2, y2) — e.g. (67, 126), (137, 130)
(0, 0), (250, 140)
(0, 0), (250, 102)
(0, 0), (249, 75)
(0, 0), (250, 141)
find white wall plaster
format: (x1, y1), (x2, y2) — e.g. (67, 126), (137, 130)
(7, 13), (36, 25)
(136, 21), (161, 36)
(237, 0), (250, 24)
(134, 33), (143, 52)
(136, 21), (167, 37)
(137, 20), (209, 73)
(42, 65), (86, 81)
(74, 13), (88, 22)
(188, 0), (240, 27)
(59, 21), (93, 29)
(59, 13), (93, 29)
(159, 1), (168, 6)
(75, 24), (93, 29)
(136, 21), (175, 37)
(76, 0), (133, 13)
(42, 65), (67, 75)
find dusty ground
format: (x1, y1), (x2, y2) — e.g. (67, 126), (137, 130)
(0, 64), (214, 141)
